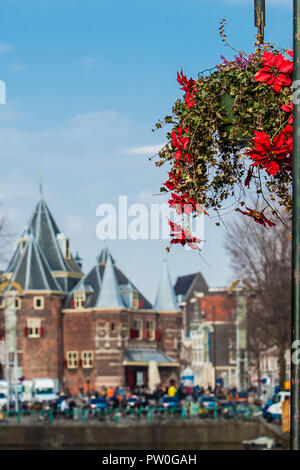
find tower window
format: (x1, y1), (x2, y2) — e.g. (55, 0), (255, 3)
(57, 233), (71, 259)
(27, 319), (41, 338)
(15, 298), (21, 310)
(131, 292), (139, 309)
(19, 236), (28, 255)
(65, 239), (71, 259)
(74, 291), (86, 308)
(34, 297), (44, 310)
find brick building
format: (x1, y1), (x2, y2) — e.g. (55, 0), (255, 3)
(175, 274), (239, 389)
(0, 196), (182, 394)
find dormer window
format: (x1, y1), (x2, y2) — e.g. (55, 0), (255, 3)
(19, 236), (28, 255)
(131, 292), (139, 309)
(57, 233), (71, 259)
(65, 239), (71, 259)
(74, 291), (86, 308)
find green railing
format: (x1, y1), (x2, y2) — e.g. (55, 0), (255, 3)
(0, 404), (262, 425)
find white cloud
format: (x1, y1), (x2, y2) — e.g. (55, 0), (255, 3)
(0, 44), (13, 55)
(0, 110), (132, 168)
(125, 143), (165, 156)
(0, 101), (31, 121)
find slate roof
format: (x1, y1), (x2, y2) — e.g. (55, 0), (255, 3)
(10, 233), (62, 292)
(65, 247), (152, 309)
(174, 273), (198, 296)
(154, 262), (179, 311)
(174, 272), (209, 299)
(26, 198), (82, 273)
(6, 197), (83, 294)
(124, 348), (176, 364)
(94, 255), (125, 308)
(96, 246), (115, 265)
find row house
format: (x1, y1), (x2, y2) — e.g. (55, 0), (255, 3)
(175, 274), (239, 389)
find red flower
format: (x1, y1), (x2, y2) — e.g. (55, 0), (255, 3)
(279, 125), (293, 171)
(164, 170), (181, 191)
(238, 207), (276, 228)
(281, 100), (293, 125)
(167, 219), (203, 249)
(171, 125), (190, 160)
(255, 51), (293, 93)
(168, 193), (197, 215)
(177, 69), (197, 109)
(246, 130), (289, 176)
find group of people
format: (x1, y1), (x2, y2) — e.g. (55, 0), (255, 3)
(12, 382), (214, 415)
(7, 382), (257, 419)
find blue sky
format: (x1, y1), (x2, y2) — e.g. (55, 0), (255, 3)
(0, 0), (293, 302)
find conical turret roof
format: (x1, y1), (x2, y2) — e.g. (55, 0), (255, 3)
(94, 254), (125, 308)
(154, 262), (179, 311)
(11, 233), (62, 292)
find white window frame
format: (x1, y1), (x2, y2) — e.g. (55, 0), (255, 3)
(74, 291), (86, 308)
(15, 297), (21, 310)
(34, 296), (44, 310)
(146, 320), (155, 341)
(131, 292), (139, 309)
(27, 318), (41, 338)
(81, 350), (94, 369)
(133, 319), (142, 340)
(66, 351), (79, 369)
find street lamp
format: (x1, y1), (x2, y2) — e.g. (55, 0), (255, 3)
(254, 0), (265, 44)
(0, 280), (23, 414)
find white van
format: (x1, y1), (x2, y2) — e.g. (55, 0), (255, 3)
(32, 378), (58, 403)
(21, 380), (33, 402)
(265, 390), (290, 422)
(0, 380), (8, 409)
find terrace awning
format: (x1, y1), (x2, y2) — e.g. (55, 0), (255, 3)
(123, 348), (179, 367)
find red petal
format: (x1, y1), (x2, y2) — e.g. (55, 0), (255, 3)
(266, 161), (279, 176)
(262, 51), (275, 67)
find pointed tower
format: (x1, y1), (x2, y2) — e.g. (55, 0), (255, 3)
(11, 232), (62, 292)
(65, 245), (152, 310)
(97, 245), (115, 265)
(6, 196), (83, 293)
(95, 254), (125, 309)
(3, 232), (65, 388)
(154, 262), (179, 311)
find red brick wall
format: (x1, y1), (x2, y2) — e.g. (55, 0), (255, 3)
(62, 309), (182, 394)
(199, 295), (236, 322)
(17, 294), (63, 381)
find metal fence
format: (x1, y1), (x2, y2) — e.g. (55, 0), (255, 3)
(0, 404), (262, 425)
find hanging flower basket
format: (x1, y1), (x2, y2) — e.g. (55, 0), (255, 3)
(153, 33), (293, 246)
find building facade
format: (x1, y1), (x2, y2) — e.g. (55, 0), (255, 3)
(175, 274), (239, 389)
(0, 196), (182, 394)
